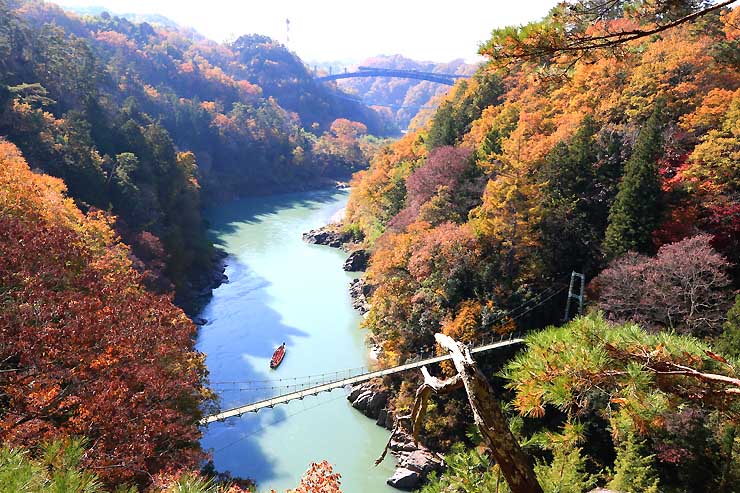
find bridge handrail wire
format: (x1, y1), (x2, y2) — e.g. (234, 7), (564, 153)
(203, 278), (568, 421)
(201, 336), (527, 424)
(208, 364), (370, 386)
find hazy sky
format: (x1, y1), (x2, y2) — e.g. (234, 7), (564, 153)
(54, 0), (560, 63)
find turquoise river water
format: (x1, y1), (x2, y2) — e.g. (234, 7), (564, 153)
(196, 190), (398, 492)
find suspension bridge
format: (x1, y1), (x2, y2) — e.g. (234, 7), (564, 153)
(200, 332), (524, 425)
(201, 278), (578, 426)
(318, 66), (470, 86)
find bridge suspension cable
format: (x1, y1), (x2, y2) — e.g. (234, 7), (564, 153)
(201, 277), (571, 424)
(201, 334), (525, 424)
(207, 281), (568, 391)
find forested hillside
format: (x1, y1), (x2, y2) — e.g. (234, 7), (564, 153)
(345, 2), (740, 491)
(0, 0), (390, 308)
(336, 55), (477, 130)
(0, 141), (214, 487)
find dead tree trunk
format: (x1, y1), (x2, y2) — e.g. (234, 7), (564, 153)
(380, 333), (542, 493)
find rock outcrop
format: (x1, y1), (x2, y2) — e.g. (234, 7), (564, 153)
(384, 430), (444, 490)
(348, 381), (388, 419)
(343, 249), (370, 272)
(349, 277), (373, 315)
(387, 468), (420, 490)
(181, 249), (228, 316)
(302, 225), (353, 249)
(347, 381), (443, 490)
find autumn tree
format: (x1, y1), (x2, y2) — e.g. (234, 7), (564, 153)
(480, 0), (738, 68)
(593, 234), (732, 336)
(390, 145), (481, 228)
(603, 104), (665, 259)
(284, 461), (342, 493)
(0, 142), (210, 486)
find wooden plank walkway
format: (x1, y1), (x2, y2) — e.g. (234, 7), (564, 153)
(200, 338), (524, 425)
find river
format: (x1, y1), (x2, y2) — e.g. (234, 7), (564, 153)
(196, 190), (398, 493)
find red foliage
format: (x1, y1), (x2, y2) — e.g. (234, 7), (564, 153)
(592, 235), (732, 336)
(390, 146), (472, 229)
(701, 200), (740, 269)
(0, 143), (209, 486)
(281, 460), (342, 493)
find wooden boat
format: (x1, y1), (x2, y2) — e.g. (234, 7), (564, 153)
(270, 343), (286, 369)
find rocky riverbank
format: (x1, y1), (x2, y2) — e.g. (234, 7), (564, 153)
(302, 224), (355, 250)
(349, 278), (373, 315)
(302, 224), (373, 314)
(347, 381), (444, 490)
(304, 221), (443, 490)
(179, 249), (229, 319)
(343, 249), (370, 272)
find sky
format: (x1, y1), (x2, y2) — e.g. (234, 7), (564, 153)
(54, 0), (560, 63)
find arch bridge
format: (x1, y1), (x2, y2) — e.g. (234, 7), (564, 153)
(318, 66), (470, 86)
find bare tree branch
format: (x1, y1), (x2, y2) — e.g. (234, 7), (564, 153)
(383, 333), (542, 493)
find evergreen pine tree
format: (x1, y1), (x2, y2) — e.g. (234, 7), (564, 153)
(603, 104), (664, 259)
(539, 115), (602, 277)
(608, 433), (661, 493)
(717, 295), (740, 359)
(535, 445), (597, 493)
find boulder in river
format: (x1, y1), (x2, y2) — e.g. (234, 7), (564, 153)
(302, 225), (352, 249)
(347, 381), (388, 419)
(387, 468), (421, 491)
(399, 449), (443, 475)
(343, 249), (370, 272)
(348, 381), (444, 490)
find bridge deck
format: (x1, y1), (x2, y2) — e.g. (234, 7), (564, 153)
(201, 338), (524, 425)
(317, 68), (469, 86)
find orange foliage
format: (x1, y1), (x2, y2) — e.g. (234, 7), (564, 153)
(723, 6), (740, 41)
(281, 461), (342, 493)
(441, 300), (483, 343)
(0, 142), (209, 486)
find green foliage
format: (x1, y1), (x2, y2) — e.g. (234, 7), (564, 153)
(7, 83), (55, 107)
(0, 438), (107, 493)
(0, 440), (250, 493)
(426, 72), (503, 150)
(535, 446), (597, 493)
(504, 314), (740, 492)
(420, 443), (506, 493)
(717, 295), (740, 359)
(538, 115), (611, 278)
(423, 438), (597, 493)
(504, 313), (739, 419)
(608, 433), (660, 493)
(603, 104), (665, 259)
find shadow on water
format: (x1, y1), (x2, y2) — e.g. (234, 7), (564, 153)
(197, 190), (346, 485)
(205, 189), (345, 246)
(197, 255), (309, 484)
(196, 189), (396, 491)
